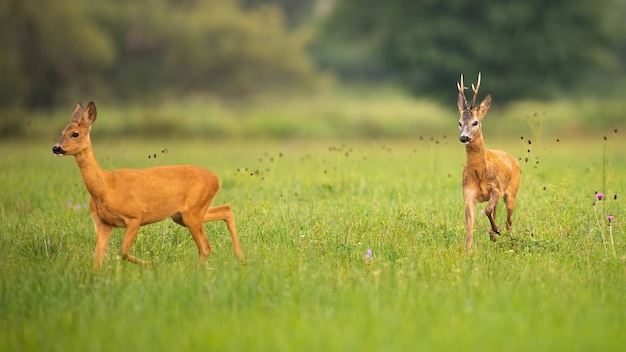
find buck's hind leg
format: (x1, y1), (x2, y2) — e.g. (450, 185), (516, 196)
(504, 192), (517, 231)
(504, 163), (521, 232)
(204, 204), (245, 262)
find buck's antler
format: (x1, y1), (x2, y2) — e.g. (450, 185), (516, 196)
(470, 72), (481, 108)
(457, 74), (468, 109)
(457, 74), (466, 93)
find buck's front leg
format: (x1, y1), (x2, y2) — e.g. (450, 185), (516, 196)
(485, 190), (501, 241)
(464, 197), (478, 251)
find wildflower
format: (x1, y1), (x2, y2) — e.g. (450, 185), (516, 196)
(74, 204), (81, 211)
(596, 193), (604, 201)
(479, 210), (485, 216)
(364, 249), (373, 260)
(607, 215), (614, 223)
(66, 201), (72, 208)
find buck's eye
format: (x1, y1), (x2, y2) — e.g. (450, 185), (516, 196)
(472, 121), (479, 126)
(71, 132), (79, 138)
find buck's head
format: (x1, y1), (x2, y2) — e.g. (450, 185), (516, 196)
(457, 73), (491, 144)
(52, 102), (97, 156)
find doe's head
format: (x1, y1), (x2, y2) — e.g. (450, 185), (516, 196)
(52, 102), (97, 156)
(457, 73), (491, 144)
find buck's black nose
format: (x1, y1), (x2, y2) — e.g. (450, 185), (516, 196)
(459, 136), (471, 144)
(52, 145), (65, 155)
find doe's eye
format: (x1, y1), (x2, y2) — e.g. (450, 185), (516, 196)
(458, 122), (462, 127)
(71, 132), (79, 138)
(472, 121), (479, 126)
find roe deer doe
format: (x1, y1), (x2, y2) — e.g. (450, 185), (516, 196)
(52, 102), (245, 269)
(457, 73), (521, 250)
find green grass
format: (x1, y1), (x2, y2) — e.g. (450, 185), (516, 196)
(1, 127), (625, 351)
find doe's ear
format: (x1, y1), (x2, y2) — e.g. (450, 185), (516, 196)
(477, 94), (492, 119)
(83, 101), (97, 125)
(70, 102), (84, 124)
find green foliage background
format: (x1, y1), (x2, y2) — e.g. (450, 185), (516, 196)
(320, 0), (625, 102)
(0, 0), (321, 107)
(2, 0), (626, 109)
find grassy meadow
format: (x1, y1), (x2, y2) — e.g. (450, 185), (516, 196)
(1, 92), (625, 351)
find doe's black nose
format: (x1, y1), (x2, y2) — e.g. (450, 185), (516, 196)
(52, 145), (65, 155)
(459, 136), (471, 144)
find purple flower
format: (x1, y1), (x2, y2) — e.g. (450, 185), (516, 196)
(364, 249), (373, 260)
(66, 201), (72, 208)
(74, 204), (81, 211)
(479, 210), (485, 216)
(596, 193), (605, 201)
(607, 215), (614, 223)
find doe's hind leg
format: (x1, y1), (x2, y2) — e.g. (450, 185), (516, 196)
(204, 204), (245, 262)
(174, 213), (212, 265)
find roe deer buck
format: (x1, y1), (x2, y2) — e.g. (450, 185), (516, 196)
(52, 102), (245, 269)
(457, 73), (521, 250)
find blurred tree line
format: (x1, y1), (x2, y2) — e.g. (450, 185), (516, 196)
(1, 0), (625, 108)
(318, 0), (626, 102)
(0, 0), (319, 108)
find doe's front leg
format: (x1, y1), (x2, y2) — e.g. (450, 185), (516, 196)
(91, 201), (112, 270)
(119, 220), (151, 266)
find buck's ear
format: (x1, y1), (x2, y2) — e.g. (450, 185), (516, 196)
(70, 102), (84, 124)
(83, 101), (97, 125)
(478, 94), (492, 118)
